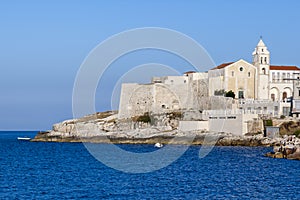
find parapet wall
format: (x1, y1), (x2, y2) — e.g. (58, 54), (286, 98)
(205, 111), (262, 135)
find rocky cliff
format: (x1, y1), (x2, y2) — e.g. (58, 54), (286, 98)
(31, 110), (292, 147)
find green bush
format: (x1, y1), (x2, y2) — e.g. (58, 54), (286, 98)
(225, 90), (235, 99)
(214, 89), (225, 96)
(294, 130), (300, 138)
(136, 112), (151, 123)
(264, 119), (273, 126)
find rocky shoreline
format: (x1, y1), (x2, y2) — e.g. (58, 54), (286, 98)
(264, 135), (300, 160)
(32, 132), (300, 160)
(31, 111), (300, 160)
(32, 131), (279, 146)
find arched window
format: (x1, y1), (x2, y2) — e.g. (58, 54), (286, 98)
(261, 57), (263, 64)
(262, 68), (266, 74)
(264, 57), (267, 64)
(282, 92), (287, 101)
(271, 94), (275, 101)
(248, 72), (251, 77)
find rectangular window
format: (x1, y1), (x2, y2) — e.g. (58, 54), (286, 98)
(282, 73), (286, 82)
(298, 90), (300, 97)
(232, 71), (234, 77)
(283, 107), (290, 116)
(238, 91), (244, 99)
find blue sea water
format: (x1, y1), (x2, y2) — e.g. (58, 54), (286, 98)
(0, 131), (299, 199)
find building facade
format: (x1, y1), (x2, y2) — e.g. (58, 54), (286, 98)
(118, 39), (299, 119)
(209, 39), (300, 101)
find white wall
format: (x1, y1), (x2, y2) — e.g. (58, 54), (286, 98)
(161, 76), (188, 85)
(178, 121), (209, 131)
(206, 111), (259, 135)
(118, 83), (140, 119)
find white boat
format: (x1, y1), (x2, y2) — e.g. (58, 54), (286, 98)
(17, 137), (31, 141)
(154, 143), (163, 148)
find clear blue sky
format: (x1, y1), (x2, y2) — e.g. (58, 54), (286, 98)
(1, 0), (300, 130)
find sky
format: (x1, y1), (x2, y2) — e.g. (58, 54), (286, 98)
(0, 0), (300, 130)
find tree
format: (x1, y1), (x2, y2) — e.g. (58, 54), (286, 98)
(225, 90), (235, 99)
(214, 89), (225, 96)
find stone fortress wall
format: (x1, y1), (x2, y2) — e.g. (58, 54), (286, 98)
(118, 72), (211, 119)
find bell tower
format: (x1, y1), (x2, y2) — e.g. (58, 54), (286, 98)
(252, 37), (270, 100)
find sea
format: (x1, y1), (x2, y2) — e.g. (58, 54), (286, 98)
(1, 131), (299, 199)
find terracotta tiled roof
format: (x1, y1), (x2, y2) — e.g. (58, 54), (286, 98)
(270, 65), (300, 71)
(210, 62), (299, 71)
(211, 62), (234, 70)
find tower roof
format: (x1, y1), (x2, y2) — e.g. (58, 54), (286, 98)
(257, 39), (266, 47)
(252, 38), (269, 55)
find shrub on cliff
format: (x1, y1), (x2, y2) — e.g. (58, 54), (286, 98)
(135, 112), (151, 123)
(294, 130), (300, 138)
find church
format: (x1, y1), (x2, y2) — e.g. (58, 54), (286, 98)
(208, 38), (300, 101)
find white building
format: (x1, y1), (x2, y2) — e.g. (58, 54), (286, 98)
(118, 38), (299, 119)
(209, 38), (300, 101)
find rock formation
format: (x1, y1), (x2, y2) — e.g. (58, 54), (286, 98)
(31, 110), (298, 149)
(265, 135), (300, 160)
